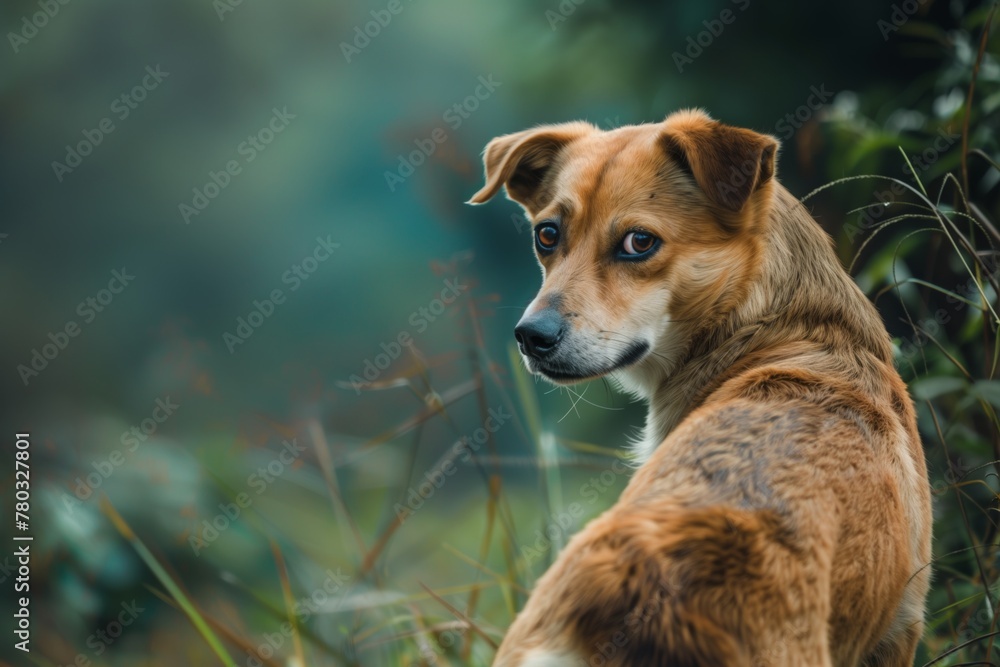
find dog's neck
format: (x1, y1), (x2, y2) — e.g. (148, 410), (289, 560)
(621, 185), (894, 462)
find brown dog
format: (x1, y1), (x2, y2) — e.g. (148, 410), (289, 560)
(469, 110), (931, 666)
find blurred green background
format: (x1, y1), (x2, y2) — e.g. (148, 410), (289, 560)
(3, 0), (1000, 665)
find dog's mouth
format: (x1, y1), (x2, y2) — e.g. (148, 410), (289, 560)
(531, 340), (651, 383)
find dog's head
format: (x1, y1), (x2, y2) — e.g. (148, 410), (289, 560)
(470, 110), (779, 393)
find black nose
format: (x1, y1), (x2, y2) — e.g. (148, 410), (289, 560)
(514, 310), (565, 359)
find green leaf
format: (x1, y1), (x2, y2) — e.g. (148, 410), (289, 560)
(971, 380), (1000, 408)
(911, 376), (968, 401)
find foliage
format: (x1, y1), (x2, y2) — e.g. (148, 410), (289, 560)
(814, 4), (1000, 662)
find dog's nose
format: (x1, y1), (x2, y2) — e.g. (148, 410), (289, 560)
(514, 310), (565, 359)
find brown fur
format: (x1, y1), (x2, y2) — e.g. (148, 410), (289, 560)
(469, 110), (931, 666)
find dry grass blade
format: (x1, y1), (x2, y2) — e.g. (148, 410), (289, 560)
(337, 350), (464, 394)
(100, 497), (238, 667)
(926, 403), (995, 622)
(461, 477), (497, 661)
(960, 3), (997, 195)
(308, 419), (368, 564)
(269, 539), (307, 667)
(408, 602), (454, 667)
(442, 542), (528, 597)
(352, 607), (457, 666)
(418, 583), (499, 650)
(219, 574), (350, 661)
(922, 631), (1000, 666)
(558, 436), (629, 460)
(461, 295), (510, 660)
(361, 510), (405, 575)
(145, 585), (285, 667)
(360, 379), (479, 450)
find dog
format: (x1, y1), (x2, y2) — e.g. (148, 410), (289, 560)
(468, 110), (931, 666)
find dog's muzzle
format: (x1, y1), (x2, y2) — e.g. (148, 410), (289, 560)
(514, 309), (565, 360)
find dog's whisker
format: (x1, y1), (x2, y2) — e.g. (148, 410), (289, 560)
(558, 384), (588, 422)
(597, 335), (674, 365)
(565, 383), (623, 413)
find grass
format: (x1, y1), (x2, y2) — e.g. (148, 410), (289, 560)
(75, 169), (998, 664)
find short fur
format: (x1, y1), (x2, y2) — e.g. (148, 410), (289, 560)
(469, 110), (931, 666)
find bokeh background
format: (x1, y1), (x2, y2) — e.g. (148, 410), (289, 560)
(3, 0), (1000, 665)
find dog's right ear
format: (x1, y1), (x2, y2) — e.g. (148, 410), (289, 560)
(660, 109), (779, 214)
(467, 122), (594, 213)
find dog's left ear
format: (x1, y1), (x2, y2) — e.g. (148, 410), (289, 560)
(660, 109), (779, 213)
(467, 122), (594, 213)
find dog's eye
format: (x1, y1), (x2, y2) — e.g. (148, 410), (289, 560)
(535, 223), (559, 252)
(621, 231), (657, 257)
